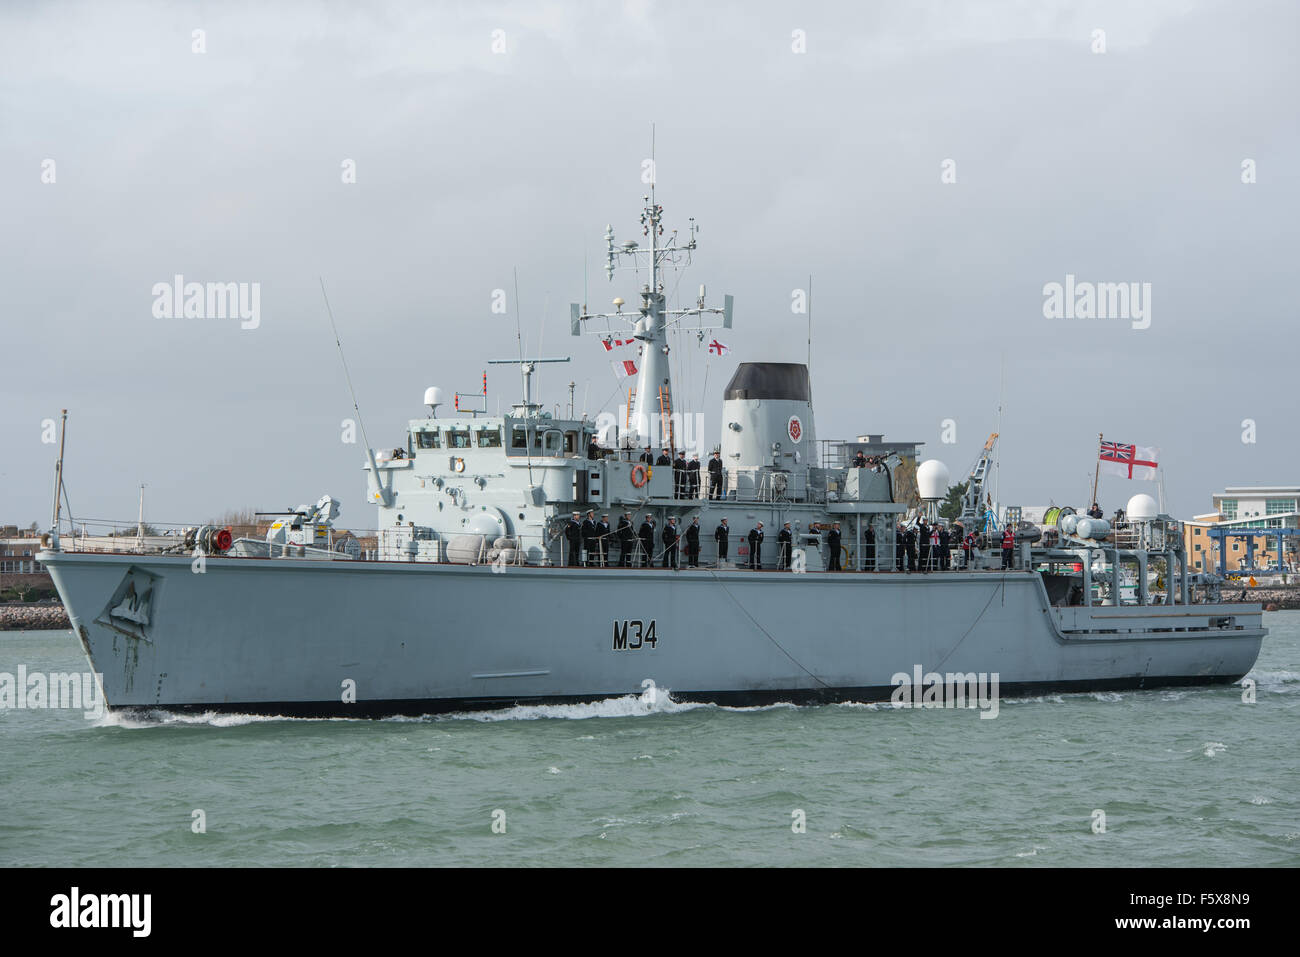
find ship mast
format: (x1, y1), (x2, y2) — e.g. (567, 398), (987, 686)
(570, 180), (732, 451)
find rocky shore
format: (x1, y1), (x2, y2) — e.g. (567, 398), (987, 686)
(0, 603), (71, 631)
(1217, 586), (1300, 611)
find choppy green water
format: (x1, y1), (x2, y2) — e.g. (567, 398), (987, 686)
(2, 614), (1297, 867)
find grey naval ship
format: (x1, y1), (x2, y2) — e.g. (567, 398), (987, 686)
(41, 187), (1265, 717)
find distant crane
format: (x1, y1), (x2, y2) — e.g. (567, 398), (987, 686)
(959, 432), (999, 533)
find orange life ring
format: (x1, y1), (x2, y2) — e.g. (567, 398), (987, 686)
(631, 463), (649, 488)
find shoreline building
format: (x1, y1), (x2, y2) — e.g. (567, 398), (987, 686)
(1183, 486), (1300, 574)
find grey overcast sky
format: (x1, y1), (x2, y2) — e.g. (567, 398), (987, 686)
(2, 0), (1296, 530)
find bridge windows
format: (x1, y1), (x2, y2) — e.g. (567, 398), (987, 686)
(448, 429), (471, 449)
(511, 426), (528, 449)
(416, 430), (440, 449)
(477, 428), (502, 448)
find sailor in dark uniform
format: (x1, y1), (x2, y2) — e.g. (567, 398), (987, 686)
(714, 517), (730, 563)
(747, 522), (764, 569)
(865, 524), (875, 570)
(687, 454), (701, 499)
(564, 512), (583, 567)
(916, 519), (931, 573)
(938, 524), (950, 570)
(852, 451), (868, 468)
(672, 452), (687, 499)
(685, 516), (701, 567)
(581, 510), (598, 567)
(638, 514), (656, 568)
(587, 437), (602, 460)
(903, 525), (917, 572)
(827, 521), (842, 571)
(662, 517), (680, 569)
(778, 522), (793, 570)
(617, 512), (635, 567)
(640, 447), (654, 465)
(596, 514), (612, 567)
(1087, 502), (1104, 519)
(656, 448), (672, 467)
(707, 451), (723, 500)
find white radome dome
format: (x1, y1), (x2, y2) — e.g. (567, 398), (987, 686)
(916, 459), (950, 500)
(424, 386), (443, 407)
(1127, 493), (1159, 521)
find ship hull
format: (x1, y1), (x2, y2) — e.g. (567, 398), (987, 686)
(42, 551), (1265, 717)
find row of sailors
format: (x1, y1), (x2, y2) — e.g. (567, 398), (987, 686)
(564, 511), (1021, 572)
(588, 440), (726, 500)
(564, 511), (784, 570)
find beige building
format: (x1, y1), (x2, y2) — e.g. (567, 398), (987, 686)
(1183, 486), (1300, 573)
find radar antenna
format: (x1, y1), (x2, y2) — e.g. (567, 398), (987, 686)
(570, 182), (733, 449)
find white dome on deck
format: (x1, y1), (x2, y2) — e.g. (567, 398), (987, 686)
(1127, 493), (1159, 521)
(916, 459), (950, 500)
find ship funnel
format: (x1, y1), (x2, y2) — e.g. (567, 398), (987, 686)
(720, 363), (816, 477)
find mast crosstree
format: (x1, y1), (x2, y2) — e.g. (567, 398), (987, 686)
(571, 187), (733, 450)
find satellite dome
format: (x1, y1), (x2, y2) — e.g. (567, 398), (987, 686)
(916, 459), (950, 500)
(423, 386), (443, 408)
(1127, 493), (1159, 521)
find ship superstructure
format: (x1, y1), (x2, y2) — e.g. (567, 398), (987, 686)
(38, 184), (1265, 716)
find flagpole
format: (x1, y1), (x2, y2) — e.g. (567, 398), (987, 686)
(1090, 432), (1103, 506)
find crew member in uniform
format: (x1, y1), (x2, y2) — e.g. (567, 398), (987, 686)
(827, 521), (842, 571)
(640, 447), (655, 465)
(903, 525), (917, 572)
(638, 514), (656, 567)
(617, 512), (635, 567)
(685, 516), (701, 567)
(929, 524), (941, 571)
(714, 517), (730, 564)
(778, 522), (794, 570)
(581, 510), (598, 567)
(672, 451), (687, 499)
(852, 451), (868, 468)
(596, 515), (612, 567)
(1087, 502), (1104, 519)
(1001, 525), (1016, 569)
(662, 517), (680, 570)
(747, 522), (764, 569)
(917, 519), (931, 573)
(938, 524), (950, 570)
(707, 451), (723, 500)
(656, 448), (672, 467)
(564, 512), (582, 567)
(962, 529), (975, 569)
(686, 454), (701, 499)
(587, 437), (602, 460)
(865, 524), (875, 570)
